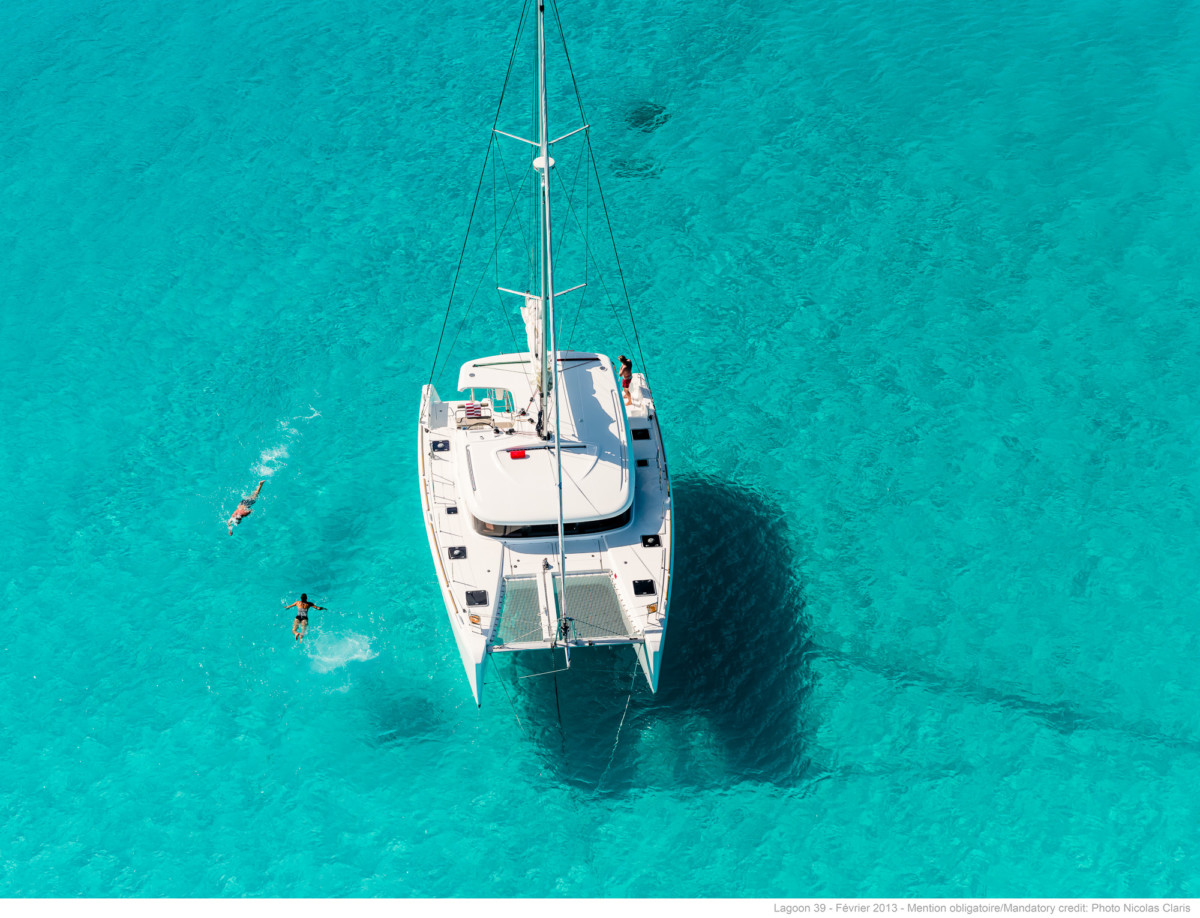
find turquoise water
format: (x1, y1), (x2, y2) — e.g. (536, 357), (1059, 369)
(3, 0), (1199, 897)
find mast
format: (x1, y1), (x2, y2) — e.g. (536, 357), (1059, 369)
(534, 2), (554, 440)
(533, 1), (571, 660)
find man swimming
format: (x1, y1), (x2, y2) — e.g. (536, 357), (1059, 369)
(227, 480), (265, 535)
(285, 593), (326, 642)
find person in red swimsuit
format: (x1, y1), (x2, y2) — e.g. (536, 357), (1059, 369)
(618, 355), (633, 405)
(227, 480), (265, 535)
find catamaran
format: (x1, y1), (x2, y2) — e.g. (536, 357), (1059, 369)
(416, 0), (673, 706)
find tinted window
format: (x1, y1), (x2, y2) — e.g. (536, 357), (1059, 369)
(473, 508), (632, 539)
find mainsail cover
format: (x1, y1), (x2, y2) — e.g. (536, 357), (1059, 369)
(521, 294), (543, 373)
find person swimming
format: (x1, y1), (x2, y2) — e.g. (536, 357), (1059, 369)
(227, 480), (265, 535)
(285, 593), (326, 642)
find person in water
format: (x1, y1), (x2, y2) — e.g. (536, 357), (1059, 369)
(617, 355), (633, 405)
(227, 480), (265, 535)
(286, 593), (326, 642)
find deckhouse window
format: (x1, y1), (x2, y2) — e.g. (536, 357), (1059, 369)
(473, 508), (632, 539)
(460, 387), (514, 414)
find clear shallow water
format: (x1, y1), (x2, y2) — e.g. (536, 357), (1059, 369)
(2, 0), (1199, 897)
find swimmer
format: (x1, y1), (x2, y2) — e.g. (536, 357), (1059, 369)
(285, 593), (326, 642)
(227, 480), (265, 535)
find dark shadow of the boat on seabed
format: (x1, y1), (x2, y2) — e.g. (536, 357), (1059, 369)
(493, 475), (817, 796)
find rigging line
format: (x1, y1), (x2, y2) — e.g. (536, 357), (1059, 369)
(427, 137), (494, 386)
(491, 132), (521, 355)
(529, 78), (539, 298)
(566, 164), (589, 347)
(551, 131), (587, 267)
(491, 138), (518, 354)
(492, 125), (499, 304)
(516, 663), (569, 679)
(545, 0), (638, 361)
(491, 137), (508, 353)
(547, 0), (589, 127)
(551, 138), (588, 346)
(565, 283), (587, 359)
(553, 671), (565, 749)
(426, 1), (532, 386)
(585, 133), (648, 384)
(551, 159), (635, 357)
(435, 169), (534, 382)
(496, 672), (528, 737)
(597, 666), (639, 792)
(435, 173), (532, 382)
(495, 140), (534, 274)
(495, 277), (521, 355)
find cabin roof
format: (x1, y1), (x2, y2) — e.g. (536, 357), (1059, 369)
(456, 351), (633, 525)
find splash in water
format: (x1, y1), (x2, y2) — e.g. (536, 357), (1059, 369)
(309, 633), (378, 674)
(254, 443), (290, 478)
(251, 407), (319, 478)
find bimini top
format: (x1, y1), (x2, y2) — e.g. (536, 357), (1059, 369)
(455, 351), (633, 527)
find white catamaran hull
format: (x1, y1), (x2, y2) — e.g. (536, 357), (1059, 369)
(418, 369), (671, 706)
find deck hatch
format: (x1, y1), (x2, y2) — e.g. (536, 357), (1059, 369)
(447, 546), (467, 560)
(631, 428), (651, 441)
(640, 534), (661, 548)
(632, 579), (656, 596)
(465, 590), (488, 606)
(431, 439), (450, 452)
